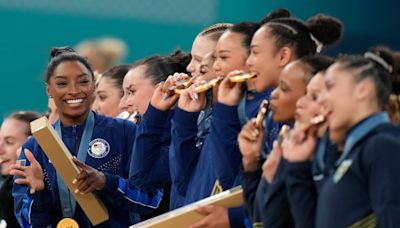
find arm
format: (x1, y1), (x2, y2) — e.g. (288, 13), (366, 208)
(240, 162), (263, 219)
(13, 184), (55, 228)
(74, 121), (164, 213)
(100, 175), (163, 211)
(101, 120), (164, 213)
(130, 104), (173, 189)
(285, 160), (317, 228)
(170, 107), (201, 196)
(209, 103), (243, 190)
(283, 126), (320, 228)
(12, 141), (57, 228)
(367, 135), (400, 227)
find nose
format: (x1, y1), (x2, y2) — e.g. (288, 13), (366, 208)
(317, 91), (327, 106)
(186, 59), (195, 75)
(270, 87), (279, 100)
(246, 54), (253, 69)
(68, 83), (80, 95)
(0, 140), (5, 156)
(212, 58), (221, 73)
(119, 94), (128, 111)
(125, 95), (135, 113)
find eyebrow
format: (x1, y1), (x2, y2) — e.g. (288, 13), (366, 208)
(126, 84), (136, 90)
(250, 44), (259, 49)
(218, 50), (230, 54)
(280, 80), (290, 89)
(96, 90), (107, 94)
(54, 73), (89, 79)
(309, 87), (321, 94)
(192, 54), (202, 60)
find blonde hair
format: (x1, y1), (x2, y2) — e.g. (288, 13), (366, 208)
(199, 23), (233, 42)
(76, 37), (128, 71)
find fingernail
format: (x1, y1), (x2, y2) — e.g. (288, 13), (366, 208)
(72, 179), (77, 184)
(252, 129), (259, 138)
(74, 189), (79, 194)
(80, 192), (85, 195)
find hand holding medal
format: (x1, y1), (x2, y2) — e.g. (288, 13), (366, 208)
(281, 114), (326, 162)
(261, 125), (290, 183)
(217, 70), (247, 106)
(238, 100), (270, 172)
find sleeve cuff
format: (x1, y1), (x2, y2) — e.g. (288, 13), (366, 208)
(29, 187), (51, 200)
(228, 207), (246, 228)
(213, 102), (241, 125)
(286, 160), (313, 172)
(241, 159), (263, 177)
(143, 104), (173, 127)
(103, 173), (120, 192)
(172, 107), (200, 130)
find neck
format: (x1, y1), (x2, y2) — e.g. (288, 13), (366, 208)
(349, 104), (381, 130)
(333, 104), (381, 148)
(272, 68), (282, 87)
(59, 111), (90, 127)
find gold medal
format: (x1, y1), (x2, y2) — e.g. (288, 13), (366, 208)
(229, 72), (257, 83)
(57, 218), (79, 228)
(255, 100), (270, 128)
(175, 77), (223, 95)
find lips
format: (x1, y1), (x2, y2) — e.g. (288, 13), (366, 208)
(323, 110), (333, 126)
(294, 111), (301, 121)
(247, 69), (258, 77)
(214, 70), (222, 77)
(250, 71), (258, 78)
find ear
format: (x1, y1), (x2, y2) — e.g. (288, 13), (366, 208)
(277, 47), (293, 67)
(45, 83), (51, 97)
(354, 79), (374, 101)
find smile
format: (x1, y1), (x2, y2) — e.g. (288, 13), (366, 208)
(65, 98), (84, 104)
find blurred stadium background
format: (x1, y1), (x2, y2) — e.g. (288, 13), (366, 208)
(0, 0), (399, 121)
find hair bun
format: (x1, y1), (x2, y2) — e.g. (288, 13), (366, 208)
(50, 46), (76, 59)
(260, 8), (291, 24)
(167, 49), (191, 70)
(307, 14), (343, 47)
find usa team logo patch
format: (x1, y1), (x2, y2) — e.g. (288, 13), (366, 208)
(88, 138), (110, 158)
